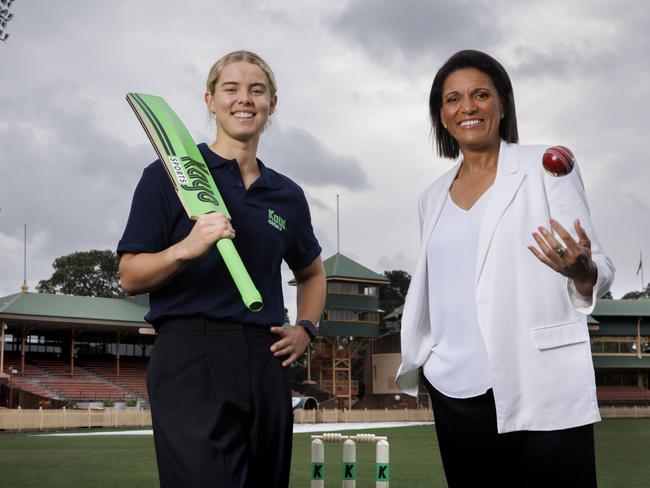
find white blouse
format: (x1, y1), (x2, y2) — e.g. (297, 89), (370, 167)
(422, 188), (492, 398)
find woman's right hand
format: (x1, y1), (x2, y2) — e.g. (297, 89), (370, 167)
(120, 212), (235, 295)
(177, 212), (236, 261)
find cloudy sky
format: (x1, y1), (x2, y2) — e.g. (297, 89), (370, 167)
(1, 0), (649, 319)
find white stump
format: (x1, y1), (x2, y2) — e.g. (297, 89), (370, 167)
(375, 439), (390, 487)
(342, 438), (356, 487)
(310, 438), (325, 488)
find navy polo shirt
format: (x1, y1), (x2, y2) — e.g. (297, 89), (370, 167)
(117, 143), (321, 328)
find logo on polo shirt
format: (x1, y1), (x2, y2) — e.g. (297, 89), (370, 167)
(267, 208), (286, 231)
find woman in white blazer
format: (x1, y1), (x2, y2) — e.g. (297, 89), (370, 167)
(396, 50), (614, 487)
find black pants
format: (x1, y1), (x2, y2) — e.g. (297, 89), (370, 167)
(147, 319), (293, 488)
(423, 378), (597, 488)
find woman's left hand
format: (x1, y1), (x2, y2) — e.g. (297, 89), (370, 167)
(270, 325), (311, 367)
(528, 218), (598, 296)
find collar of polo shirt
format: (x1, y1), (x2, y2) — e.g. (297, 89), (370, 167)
(200, 143), (281, 190)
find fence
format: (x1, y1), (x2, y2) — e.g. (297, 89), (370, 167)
(294, 407), (434, 424)
(2, 406), (649, 432)
(599, 406), (650, 418)
(0, 407), (152, 432)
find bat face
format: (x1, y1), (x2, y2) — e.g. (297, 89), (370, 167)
(126, 93), (230, 220)
(174, 155), (222, 208)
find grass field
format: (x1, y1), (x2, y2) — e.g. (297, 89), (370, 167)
(0, 420), (649, 487)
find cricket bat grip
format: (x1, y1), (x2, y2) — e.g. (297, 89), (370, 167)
(216, 238), (264, 312)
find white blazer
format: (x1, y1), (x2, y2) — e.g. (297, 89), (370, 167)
(397, 140), (615, 433)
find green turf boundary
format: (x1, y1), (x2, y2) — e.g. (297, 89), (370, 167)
(0, 420), (648, 487)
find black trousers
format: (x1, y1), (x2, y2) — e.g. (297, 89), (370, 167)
(423, 377), (597, 488)
(147, 318), (293, 488)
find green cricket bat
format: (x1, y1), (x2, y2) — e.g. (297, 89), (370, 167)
(126, 93), (263, 312)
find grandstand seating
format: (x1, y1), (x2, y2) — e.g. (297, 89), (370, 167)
(79, 358), (148, 398)
(30, 358), (130, 401)
(7, 352), (650, 406)
(1, 357), (57, 399)
(1, 353), (147, 403)
(597, 386), (650, 403)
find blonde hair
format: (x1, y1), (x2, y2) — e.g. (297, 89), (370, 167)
(206, 50), (277, 96)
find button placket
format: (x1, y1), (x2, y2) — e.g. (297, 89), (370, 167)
(227, 162), (245, 189)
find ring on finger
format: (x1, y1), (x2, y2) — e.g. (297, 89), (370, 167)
(555, 246), (567, 258)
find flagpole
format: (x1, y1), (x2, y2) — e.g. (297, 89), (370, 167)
(336, 194), (340, 254)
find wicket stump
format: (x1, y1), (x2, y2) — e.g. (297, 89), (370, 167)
(310, 433), (390, 487)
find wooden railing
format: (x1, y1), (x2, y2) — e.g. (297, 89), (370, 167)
(2, 405), (649, 432)
(294, 407), (434, 423)
(0, 407), (152, 431)
(599, 406), (650, 418)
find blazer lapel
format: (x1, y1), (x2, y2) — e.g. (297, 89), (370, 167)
(421, 159), (462, 246)
(476, 141), (526, 284)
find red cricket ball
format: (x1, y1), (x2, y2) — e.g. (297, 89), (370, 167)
(542, 146), (575, 177)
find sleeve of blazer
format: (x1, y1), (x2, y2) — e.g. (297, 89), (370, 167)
(542, 156), (615, 314)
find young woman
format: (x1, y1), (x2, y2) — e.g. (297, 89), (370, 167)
(397, 50), (614, 487)
(118, 51), (326, 488)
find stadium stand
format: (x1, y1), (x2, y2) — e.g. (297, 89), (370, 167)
(1, 357), (57, 400)
(79, 357), (148, 398)
(31, 357), (132, 402)
(596, 386), (650, 404)
(2, 292), (650, 410)
(1, 293), (153, 406)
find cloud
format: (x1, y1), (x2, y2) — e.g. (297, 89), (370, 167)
(330, 0), (500, 63)
(377, 252), (417, 276)
(507, 44), (613, 80)
(258, 124), (370, 189)
(0, 81), (151, 295)
(1, 0), (649, 307)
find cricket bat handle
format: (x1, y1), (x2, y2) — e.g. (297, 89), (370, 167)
(216, 238), (264, 312)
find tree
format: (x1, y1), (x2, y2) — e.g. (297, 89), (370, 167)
(600, 291), (613, 299)
(37, 249), (124, 298)
(621, 283), (650, 300)
(379, 270), (411, 315)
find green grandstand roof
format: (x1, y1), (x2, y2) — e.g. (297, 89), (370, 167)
(592, 299), (650, 317)
(0, 292), (148, 325)
(323, 253), (390, 283)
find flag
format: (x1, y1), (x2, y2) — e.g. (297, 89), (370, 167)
(637, 253), (643, 275)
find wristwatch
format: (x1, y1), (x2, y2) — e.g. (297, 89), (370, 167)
(296, 319), (318, 342)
